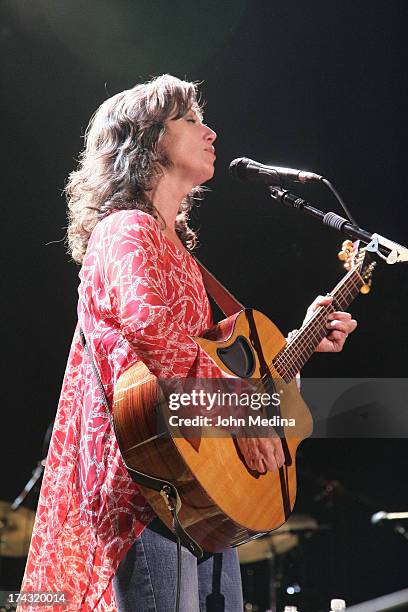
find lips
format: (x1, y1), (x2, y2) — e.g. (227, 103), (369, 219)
(205, 148), (216, 158)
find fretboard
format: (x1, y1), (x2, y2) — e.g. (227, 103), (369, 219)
(273, 267), (364, 382)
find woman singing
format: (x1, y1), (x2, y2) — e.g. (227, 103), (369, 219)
(20, 74), (356, 611)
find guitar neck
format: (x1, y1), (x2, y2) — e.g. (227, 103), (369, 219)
(273, 267), (364, 382)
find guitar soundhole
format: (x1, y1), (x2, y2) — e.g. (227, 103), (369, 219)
(216, 335), (255, 378)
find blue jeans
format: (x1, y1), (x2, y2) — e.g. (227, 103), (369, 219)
(113, 518), (243, 611)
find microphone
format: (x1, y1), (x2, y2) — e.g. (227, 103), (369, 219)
(371, 511), (408, 524)
(229, 157), (323, 186)
(371, 511), (387, 525)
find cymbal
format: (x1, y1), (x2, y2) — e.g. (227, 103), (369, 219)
(0, 500), (35, 557)
(273, 514), (318, 533)
(238, 532), (299, 564)
(238, 514), (318, 565)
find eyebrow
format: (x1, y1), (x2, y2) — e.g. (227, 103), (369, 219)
(187, 108), (203, 121)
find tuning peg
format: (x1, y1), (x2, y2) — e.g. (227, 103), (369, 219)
(338, 240), (355, 263)
(360, 262), (376, 294)
(360, 281), (371, 294)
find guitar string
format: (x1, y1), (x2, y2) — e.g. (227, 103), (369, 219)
(272, 281), (360, 382)
(274, 279), (360, 381)
(273, 270), (362, 378)
(275, 307), (345, 375)
(286, 276), (360, 370)
(249, 269), (363, 397)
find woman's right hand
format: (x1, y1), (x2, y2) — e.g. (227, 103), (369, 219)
(236, 435), (285, 472)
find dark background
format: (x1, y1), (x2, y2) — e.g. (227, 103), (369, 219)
(1, 1), (407, 609)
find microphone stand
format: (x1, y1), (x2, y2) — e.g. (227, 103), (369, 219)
(10, 460), (45, 511)
(371, 511), (408, 542)
(269, 187), (408, 264)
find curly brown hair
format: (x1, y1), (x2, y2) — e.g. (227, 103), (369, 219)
(66, 74), (203, 264)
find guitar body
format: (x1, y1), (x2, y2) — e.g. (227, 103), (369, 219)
(113, 309), (313, 552)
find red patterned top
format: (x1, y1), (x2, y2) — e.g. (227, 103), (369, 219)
(20, 210), (226, 611)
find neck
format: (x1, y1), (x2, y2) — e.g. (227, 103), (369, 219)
(150, 172), (193, 232)
(273, 265), (365, 382)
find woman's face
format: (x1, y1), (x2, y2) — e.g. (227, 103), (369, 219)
(160, 109), (217, 187)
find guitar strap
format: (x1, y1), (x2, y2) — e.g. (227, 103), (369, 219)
(194, 257), (245, 317)
(78, 261), (242, 559)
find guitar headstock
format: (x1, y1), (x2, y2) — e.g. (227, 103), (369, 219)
(338, 240), (376, 294)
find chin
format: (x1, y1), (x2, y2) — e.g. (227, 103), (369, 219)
(201, 166), (216, 184)
(188, 165), (215, 188)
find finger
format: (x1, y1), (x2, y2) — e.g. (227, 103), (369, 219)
(326, 330), (347, 351)
(262, 453), (278, 472)
(328, 312), (352, 321)
(271, 438), (285, 468)
(328, 313), (358, 333)
(262, 439), (284, 471)
(251, 453), (271, 473)
(255, 439), (279, 472)
(312, 295), (333, 311)
(246, 456), (260, 471)
(326, 320), (350, 334)
(328, 318), (358, 335)
(327, 329), (346, 341)
(255, 458), (267, 473)
(249, 447), (269, 473)
(341, 319), (357, 334)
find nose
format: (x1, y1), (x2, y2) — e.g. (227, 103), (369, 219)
(203, 123), (217, 143)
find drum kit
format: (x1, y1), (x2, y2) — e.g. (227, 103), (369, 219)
(0, 501), (36, 559)
(0, 458), (45, 565)
(238, 513), (321, 612)
(0, 423), (52, 579)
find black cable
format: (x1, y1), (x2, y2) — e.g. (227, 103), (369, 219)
(175, 533), (182, 612)
(170, 505), (182, 612)
(321, 177), (359, 227)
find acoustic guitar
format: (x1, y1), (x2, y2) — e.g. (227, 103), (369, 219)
(113, 244), (375, 552)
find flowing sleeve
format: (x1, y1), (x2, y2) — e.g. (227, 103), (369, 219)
(102, 211), (227, 379)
